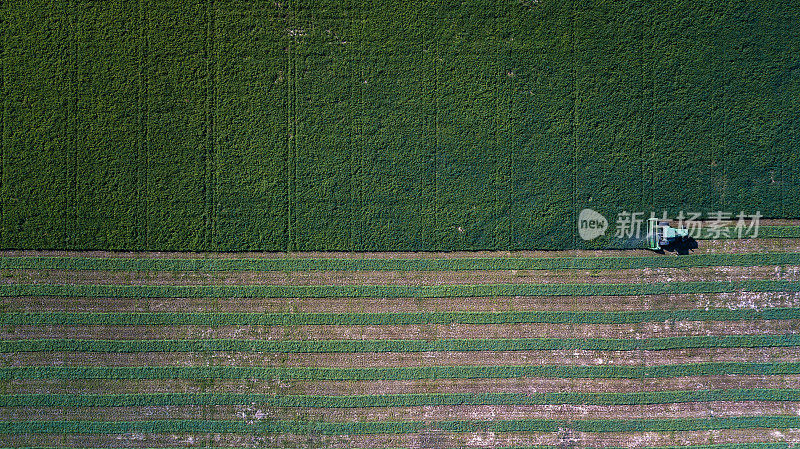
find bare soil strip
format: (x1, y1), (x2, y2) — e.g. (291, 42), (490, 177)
(223, 347), (800, 368)
(6, 291), (800, 313)
(6, 347), (799, 369)
(695, 238), (800, 254)
(4, 319), (798, 341)
(3, 265), (796, 286)
(10, 375), (800, 396)
(2, 401), (798, 423)
(575, 428), (800, 447)
(2, 428), (797, 448)
(0, 433), (427, 449)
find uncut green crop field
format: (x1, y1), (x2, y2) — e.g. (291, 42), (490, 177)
(1, 0), (799, 251)
(1, 246), (800, 447)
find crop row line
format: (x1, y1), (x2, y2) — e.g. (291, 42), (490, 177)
(2, 280), (799, 298)
(2, 416), (800, 434)
(3, 335), (798, 353)
(3, 307), (798, 326)
(4, 389), (799, 407)
(4, 362), (800, 380)
(1, 251), (798, 271)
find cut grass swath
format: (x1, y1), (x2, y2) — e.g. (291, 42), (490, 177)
(3, 334), (798, 353)
(2, 251), (799, 271)
(2, 280), (799, 298)
(4, 362), (800, 380)
(4, 307), (799, 326)
(4, 389), (799, 407)
(2, 416), (800, 433)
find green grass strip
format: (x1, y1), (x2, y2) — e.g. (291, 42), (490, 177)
(1, 252), (800, 271)
(2, 280), (799, 298)
(3, 334), (798, 353)
(1, 416), (799, 434)
(4, 389), (799, 407)
(4, 307), (799, 326)
(3, 362), (800, 380)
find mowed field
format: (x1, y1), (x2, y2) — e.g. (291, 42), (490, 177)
(2, 234), (800, 447)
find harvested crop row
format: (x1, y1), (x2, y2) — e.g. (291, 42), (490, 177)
(5, 265), (795, 286)
(4, 363), (800, 380)
(694, 238), (800, 254)
(5, 389), (799, 407)
(8, 291), (800, 314)
(2, 251), (799, 271)
(12, 375), (800, 396)
(2, 416), (800, 434)
(3, 280), (799, 298)
(4, 401), (799, 422)
(5, 308), (798, 326)
(7, 319), (797, 341)
(4, 335), (798, 353)
(7, 347), (798, 369)
(1, 431), (793, 448)
(576, 432), (800, 449)
(1, 433), (795, 448)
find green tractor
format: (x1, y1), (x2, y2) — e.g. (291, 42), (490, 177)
(647, 218), (689, 251)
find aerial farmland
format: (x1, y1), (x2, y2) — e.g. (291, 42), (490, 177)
(1, 0), (799, 448)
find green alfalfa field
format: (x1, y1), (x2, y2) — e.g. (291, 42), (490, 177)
(1, 0), (798, 251)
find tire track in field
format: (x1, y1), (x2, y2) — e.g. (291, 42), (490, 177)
(136, 0), (150, 250)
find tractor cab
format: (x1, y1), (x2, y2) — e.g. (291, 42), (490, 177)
(647, 218), (689, 251)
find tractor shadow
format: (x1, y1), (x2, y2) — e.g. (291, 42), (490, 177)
(654, 237), (699, 255)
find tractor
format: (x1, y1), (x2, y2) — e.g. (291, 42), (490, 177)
(647, 218), (689, 251)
